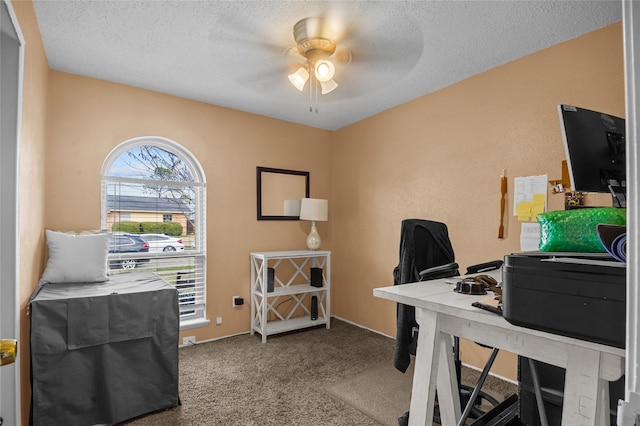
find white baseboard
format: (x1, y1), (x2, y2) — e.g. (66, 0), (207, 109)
(178, 330), (250, 348)
(331, 314), (395, 339)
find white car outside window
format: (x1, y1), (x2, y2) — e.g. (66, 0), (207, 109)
(140, 234), (185, 253)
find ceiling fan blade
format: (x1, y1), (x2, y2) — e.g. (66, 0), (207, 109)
(328, 26), (423, 98)
(333, 48), (352, 65)
(343, 19), (423, 70)
(208, 10), (292, 58)
(232, 62), (300, 94)
(283, 46), (307, 63)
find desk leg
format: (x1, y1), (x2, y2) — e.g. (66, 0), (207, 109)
(436, 332), (461, 425)
(410, 309), (460, 426)
(598, 379), (611, 425)
(563, 347), (609, 426)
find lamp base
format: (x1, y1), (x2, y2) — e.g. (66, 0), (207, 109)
(306, 221), (321, 250)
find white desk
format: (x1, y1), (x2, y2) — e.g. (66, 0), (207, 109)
(373, 271), (625, 426)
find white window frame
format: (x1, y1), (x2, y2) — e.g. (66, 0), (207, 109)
(101, 136), (208, 329)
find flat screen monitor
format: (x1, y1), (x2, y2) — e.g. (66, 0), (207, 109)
(557, 105), (626, 201)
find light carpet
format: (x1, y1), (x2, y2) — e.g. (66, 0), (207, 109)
(122, 318), (516, 426)
(327, 358), (517, 426)
(327, 360), (414, 426)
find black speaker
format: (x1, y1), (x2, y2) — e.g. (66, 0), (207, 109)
(310, 267), (323, 287)
(310, 295), (318, 320)
(267, 267), (274, 292)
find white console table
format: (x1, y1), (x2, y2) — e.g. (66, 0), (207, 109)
(250, 250), (330, 343)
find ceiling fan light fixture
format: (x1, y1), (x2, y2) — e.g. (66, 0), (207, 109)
(314, 59), (335, 82)
(288, 67), (309, 91)
(288, 17), (346, 111)
(319, 78), (338, 94)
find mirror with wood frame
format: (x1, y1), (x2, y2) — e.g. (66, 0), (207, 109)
(257, 167), (310, 220)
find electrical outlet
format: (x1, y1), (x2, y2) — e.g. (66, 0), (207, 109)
(232, 296), (244, 307)
(182, 336), (196, 346)
(216, 316), (223, 325)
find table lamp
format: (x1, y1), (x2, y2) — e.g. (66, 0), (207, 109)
(299, 198), (328, 250)
(284, 199), (302, 217)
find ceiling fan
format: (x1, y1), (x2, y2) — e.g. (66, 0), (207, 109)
(211, 9), (422, 111)
(285, 17), (352, 112)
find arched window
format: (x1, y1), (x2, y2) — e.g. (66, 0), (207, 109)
(101, 137), (207, 328)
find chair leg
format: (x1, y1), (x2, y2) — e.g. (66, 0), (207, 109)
(454, 336), (462, 384)
(458, 348), (500, 426)
(527, 358), (549, 426)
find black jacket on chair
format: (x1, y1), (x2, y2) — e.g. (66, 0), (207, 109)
(393, 219), (456, 373)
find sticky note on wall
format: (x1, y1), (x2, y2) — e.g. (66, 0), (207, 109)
(531, 194), (545, 217)
(516, 201), (532, 221)
(516, 193), (545, 221)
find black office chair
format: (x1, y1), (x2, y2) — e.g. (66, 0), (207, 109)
(393, 219), (513, 425)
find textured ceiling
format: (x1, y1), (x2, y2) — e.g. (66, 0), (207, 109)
(32, 1), (622, 131)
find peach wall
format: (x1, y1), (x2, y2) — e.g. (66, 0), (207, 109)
(331, 22), (624, 380)
(44, 73), (333, 345)
(10, 0), (49, 423)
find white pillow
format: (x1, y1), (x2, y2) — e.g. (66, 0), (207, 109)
(39, 229), (110, 284)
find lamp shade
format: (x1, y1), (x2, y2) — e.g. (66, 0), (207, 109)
(299, 198), (328, 222)
(288, 67), (309, 91)
(319, 78), (338, 94)
(284, 199), (302, 216)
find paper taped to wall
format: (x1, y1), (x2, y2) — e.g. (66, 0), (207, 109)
(520, 223), (541, 251)
(514, 175), (547, 221)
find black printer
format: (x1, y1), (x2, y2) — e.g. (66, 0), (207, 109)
(502, 252), (626, 348)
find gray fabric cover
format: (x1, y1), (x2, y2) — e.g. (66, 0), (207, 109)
(29, 272), (180, 426)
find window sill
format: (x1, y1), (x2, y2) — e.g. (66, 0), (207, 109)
(180, 317), (210, 330)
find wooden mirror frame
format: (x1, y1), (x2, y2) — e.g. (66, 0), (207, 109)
(257, 167), (310, 220)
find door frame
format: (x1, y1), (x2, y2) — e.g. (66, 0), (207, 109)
(0, 0), (24, 424)
(624, 0), (640, 402)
